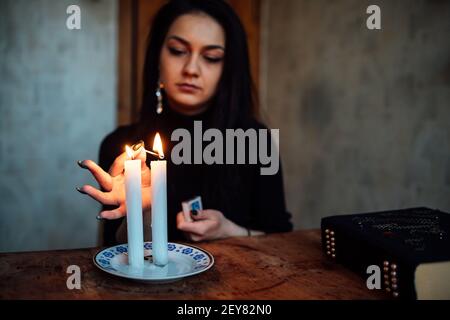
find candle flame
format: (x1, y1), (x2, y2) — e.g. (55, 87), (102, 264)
(152, 133), (164, 158)
(125, 145), (133, 159)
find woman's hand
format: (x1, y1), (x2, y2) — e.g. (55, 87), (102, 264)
(77, 146), (151, 219)
(176, 209), (248, 242)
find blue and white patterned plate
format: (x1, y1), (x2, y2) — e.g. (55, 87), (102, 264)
(93, 242), (214, 283)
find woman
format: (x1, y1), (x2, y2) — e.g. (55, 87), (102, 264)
(77, 0), (292, 245)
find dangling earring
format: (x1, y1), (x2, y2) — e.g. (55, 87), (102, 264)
(156, 82), (164, 114)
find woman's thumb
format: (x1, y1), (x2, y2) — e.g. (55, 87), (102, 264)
(136, 147), (147, 168)
(190, 209), (207, 221)
(130, 141), (147, 169)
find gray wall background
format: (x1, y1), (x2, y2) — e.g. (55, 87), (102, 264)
(0, 0), (117, 252)
(261, 0), (450, 229)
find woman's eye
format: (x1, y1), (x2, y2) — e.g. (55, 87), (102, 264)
(168, 47), (186, 56)
(204, 56), (223, 64)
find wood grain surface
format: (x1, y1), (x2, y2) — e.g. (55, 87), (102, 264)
(0, 230), (388, 300)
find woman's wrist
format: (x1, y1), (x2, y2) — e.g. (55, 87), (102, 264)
(222, 218), (248, 238)
(223, 218), (264, 238)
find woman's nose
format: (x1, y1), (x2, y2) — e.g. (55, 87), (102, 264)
(182, 54), (200, 77)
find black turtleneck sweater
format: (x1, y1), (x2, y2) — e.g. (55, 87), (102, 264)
(98, 107), (292, 245)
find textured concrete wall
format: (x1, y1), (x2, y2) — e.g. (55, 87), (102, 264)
(261, 0), (450, 229)
(0, 0), (117, 252)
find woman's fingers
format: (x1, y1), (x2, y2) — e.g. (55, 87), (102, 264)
(177, 212), (215, 242)
(188, 234), (202, 242)
(99, 204), (126, 220)
(190, 209), (210, 221)
(178, 217), (214, 237)
(134, 147), (148, 171)
(109, 152), (128, 177)
(109, 147), (148, 177)
(176, 211), (186, 225)
(78, 184), (117, 206)
(177, 212), (196, 233)
(79, 160), (113, 191)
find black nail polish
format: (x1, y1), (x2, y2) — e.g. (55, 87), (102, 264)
(144, 255), (153, 262)
(191, 210), (198, 216)
(132, 140), (145, 151)
(96, 215), (104, 221)
(76, 187), (87, 194)
(77, 160), (88, 169)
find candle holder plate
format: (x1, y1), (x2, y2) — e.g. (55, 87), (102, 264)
(93, 242), (214, 283)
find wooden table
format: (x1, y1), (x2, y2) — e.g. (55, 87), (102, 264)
(0, 230), (388, 300)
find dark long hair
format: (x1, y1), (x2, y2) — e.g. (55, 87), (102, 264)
(138, 0), (259, 217)
(139, 0), (258, 130)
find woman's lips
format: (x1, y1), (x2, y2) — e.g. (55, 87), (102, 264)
(176, 83), (201, 93)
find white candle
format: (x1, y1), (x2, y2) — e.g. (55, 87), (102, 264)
(151, 133), (168, 266)
(124, 146), (144, 268)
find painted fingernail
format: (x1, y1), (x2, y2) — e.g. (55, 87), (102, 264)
(77, 160), (88, 169)
(191, 210), (198, 216)
(96, 215), (104, 221)
(132, 140), (144, 151)
(76, 187), (87, 194)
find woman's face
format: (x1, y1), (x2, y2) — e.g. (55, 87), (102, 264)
(159, 13), (225, 115)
